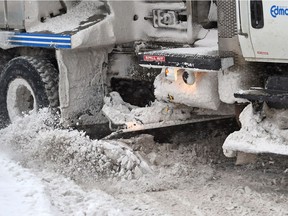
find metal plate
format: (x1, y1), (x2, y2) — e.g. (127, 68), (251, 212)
(0, 0), (24, 29)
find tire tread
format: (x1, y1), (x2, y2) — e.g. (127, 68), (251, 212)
(18, 56), (59, 108)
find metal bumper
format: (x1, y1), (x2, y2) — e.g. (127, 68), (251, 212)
(138, 50), (233, 71)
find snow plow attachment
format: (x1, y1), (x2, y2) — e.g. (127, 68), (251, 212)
(101, 92), (238, 142)
(223, 104), (288, 157)
(224, 76), (288, 157)
(234, 76), (288, 110)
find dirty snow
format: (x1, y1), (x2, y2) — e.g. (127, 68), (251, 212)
(102, 91), (218, 130)
(102, 91), (233, 134)
(1, 109), (288, 215)
(0, 109), (151, 182)
(223, 104), (288, 157)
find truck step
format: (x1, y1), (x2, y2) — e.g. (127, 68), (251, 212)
(234, 88), (288, 109)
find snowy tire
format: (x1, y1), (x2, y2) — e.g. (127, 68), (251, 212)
(0, 56), (59, 126)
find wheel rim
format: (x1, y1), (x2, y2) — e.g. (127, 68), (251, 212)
(6, 78), (37, 122)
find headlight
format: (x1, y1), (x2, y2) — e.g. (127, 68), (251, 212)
(182, 70), (195, 85)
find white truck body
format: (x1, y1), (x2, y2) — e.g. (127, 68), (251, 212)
(139, 0), (288, 157)
(238, 0), (288, 63)
(0, 0), (217, 128)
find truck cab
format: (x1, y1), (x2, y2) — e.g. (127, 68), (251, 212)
(237, 0), (288, 63)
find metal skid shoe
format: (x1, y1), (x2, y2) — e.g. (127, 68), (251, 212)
(223, 76), (288, 160)
(234, 75), (288, 133)
(235, 76), (288, 116)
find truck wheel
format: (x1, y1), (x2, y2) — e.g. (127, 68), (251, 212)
(0, 56), (59, 126)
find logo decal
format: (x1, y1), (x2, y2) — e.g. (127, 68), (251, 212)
(270, 5), (288, 18)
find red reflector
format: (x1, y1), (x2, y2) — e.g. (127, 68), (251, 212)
(143, 55), (165, 62)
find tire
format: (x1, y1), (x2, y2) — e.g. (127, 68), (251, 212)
(0, 56), (59, 127)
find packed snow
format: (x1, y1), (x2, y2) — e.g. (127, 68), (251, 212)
(102, 91), (222, 131)
(154, 70), (220, 110)
(102, 91), (234, 134)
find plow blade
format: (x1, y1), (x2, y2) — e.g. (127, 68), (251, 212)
(104, 116), (238, 143)
(223, 104), (288, 157)
(100, 91), (237, 142)
(78, 116), (238, 142)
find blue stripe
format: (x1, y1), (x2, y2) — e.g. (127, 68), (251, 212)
(14, 32), (71, 38)
(10, 37), (70, 43)
(10, 32), (71, 49)
(10, 41), (71, 49)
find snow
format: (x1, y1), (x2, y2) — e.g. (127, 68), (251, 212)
(1, 109), (288, 215)
(148, 29), (218, 57)
(223, 104), (288, 157)
(0, 153), (55, 216)
(0, 109), (151, 182)
(28, 1), (106, 34)
(154, 70), (220, 110)
(0, 152), (136, 216)
(139, 30), (225, 110)
(218, 70), (252, 104)
(0, 109), (151, 215)
(102, 91), (230, 133)
(27, 1), (116, 49)
(103, 91), (194, 127)
(26, 0), (201, 49)
(156, 46), (218, 57)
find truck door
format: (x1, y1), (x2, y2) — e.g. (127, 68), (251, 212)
(248, 0), (288, 62)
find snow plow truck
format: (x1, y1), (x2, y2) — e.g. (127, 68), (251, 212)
(0, 0), (288, 158)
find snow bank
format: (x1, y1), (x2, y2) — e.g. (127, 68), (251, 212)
(0, 109), (151, 182)
(223, 104), (288, 157)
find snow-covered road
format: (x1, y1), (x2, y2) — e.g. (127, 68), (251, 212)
(0, 151), (136, 216)
(0, 153), (54, 216)
(1, 110), (288, 216)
